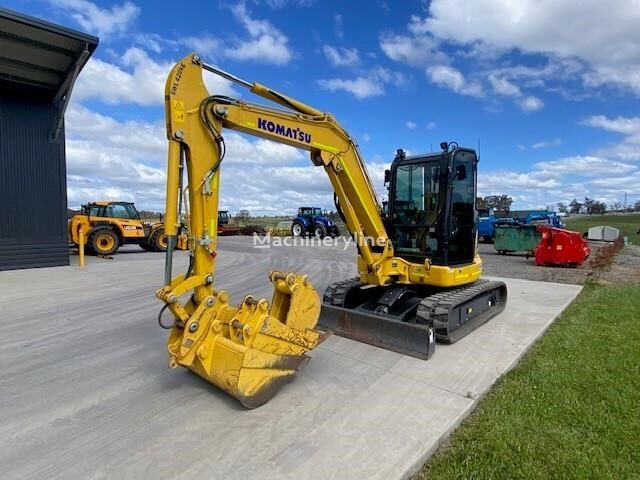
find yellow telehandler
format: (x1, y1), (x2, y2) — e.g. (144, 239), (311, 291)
(156, 54), (507, 408)
(69, 201), (187, 255)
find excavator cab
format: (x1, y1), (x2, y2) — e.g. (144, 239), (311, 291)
(386, 144), (477, 267)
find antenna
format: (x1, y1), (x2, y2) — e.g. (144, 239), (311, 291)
(477, 137), (481, 160)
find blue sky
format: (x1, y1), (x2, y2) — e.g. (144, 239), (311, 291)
(6, 0), (640, 214)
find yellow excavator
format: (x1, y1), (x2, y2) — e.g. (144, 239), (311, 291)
(156, 54), (507, 408)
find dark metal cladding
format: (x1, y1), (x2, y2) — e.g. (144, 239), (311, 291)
(0, 94), (68, 270)
(319, 304), (436, 360)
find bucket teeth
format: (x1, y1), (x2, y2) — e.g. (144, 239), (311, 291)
(164, 271), (324, 408)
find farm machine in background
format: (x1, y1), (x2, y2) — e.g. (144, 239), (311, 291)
(217, 210), (242, 236)
(291, 206), (339, 238)
(69, 201), (187, 255)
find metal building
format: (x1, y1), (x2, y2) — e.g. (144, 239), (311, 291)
(0, 8), (98, 270)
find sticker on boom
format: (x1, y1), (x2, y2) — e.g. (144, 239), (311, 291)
(173, 100), (185, 123)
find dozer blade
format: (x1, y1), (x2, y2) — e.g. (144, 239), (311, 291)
(319, 304), (436, 359)
(164, 271), (326, 408)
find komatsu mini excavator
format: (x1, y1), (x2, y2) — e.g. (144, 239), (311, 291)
(156, 54), (507, 408)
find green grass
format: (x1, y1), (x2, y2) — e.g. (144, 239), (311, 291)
(418, 282), (640, 480)
(564, 213), (640, 239)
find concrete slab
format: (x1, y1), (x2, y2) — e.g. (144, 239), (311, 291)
(0, 239), (582, 480)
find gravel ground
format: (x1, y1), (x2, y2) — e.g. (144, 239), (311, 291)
(82, 237), (602, 286)
(599, 244), (640, 284)
(474, 243), (600, 285)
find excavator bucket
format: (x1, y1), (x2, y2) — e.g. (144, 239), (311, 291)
(164, 271), (326, 408)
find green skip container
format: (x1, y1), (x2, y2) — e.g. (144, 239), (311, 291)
(494, 224), (541, 256)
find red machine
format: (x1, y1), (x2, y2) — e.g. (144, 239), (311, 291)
(535, 226), (591, 267)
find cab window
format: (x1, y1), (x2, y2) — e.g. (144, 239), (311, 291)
(105, 204), (138, 219)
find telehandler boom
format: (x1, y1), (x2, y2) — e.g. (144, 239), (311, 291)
(157, 54), (507, 408)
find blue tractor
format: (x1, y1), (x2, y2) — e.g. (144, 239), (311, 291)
(291, 207), (339, 238)
(477, 208), (496, 243)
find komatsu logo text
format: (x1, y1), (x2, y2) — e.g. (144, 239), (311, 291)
(257, 118), (311, 143)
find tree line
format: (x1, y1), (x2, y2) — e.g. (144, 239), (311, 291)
(556, 197), (640, 215)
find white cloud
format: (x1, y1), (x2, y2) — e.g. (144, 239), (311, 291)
(488, 75), (521, 97)
(585, 115), (640, 154)
(74, 49), (167, 106)
(323, 45), (360, 67)
(426, 121), (436, 130)
(518, 95), (544, 112)
(264, 0), (315, 7)
(534, 156), (635, 176)
(425, 0), (640, 64)
(134, 33), (166, 54)
(382, 2), (640, 105)
(64, 105), (354, 214)
(582, 114), (640, 161)
(480, 170), (561, 192)
(531, 138), (562, 149)
(426, 65), (483, 97)
(225, 3), (293, 65)
(318, 67), (404, 99)
(74, 48), (235, 106)
(583, 115), (640, 137)
(589, 171), (640, 193)
(177, 36), (220, 57)
(420, 0), (640, 95)
(317, 77), (384, 99)
(379, 31), (446, 67)
(477, 151), (639, 209)
(583, 66), (640, 95)
(489, 59), (584, 86)
(362, 133), (371, 142)
(488, 74), (544, 112)
(50, 0), (139, 36)
(405, 121), (417, 129)
(64, 105), (166, 208)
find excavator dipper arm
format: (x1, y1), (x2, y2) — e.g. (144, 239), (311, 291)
(156, 55), (332, 408)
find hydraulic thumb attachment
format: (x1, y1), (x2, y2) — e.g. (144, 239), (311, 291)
(156, 271), (326, 408)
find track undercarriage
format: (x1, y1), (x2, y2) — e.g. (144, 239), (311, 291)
(319, 278), (507, 359)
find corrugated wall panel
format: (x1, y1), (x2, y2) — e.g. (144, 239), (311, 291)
(0, 93), (69, 270)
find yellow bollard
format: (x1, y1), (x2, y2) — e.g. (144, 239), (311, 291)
(79, 227), (85, 267)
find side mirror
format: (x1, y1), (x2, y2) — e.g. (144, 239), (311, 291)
(455, 164), (467, 181)
(384, 169), (391, 185)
